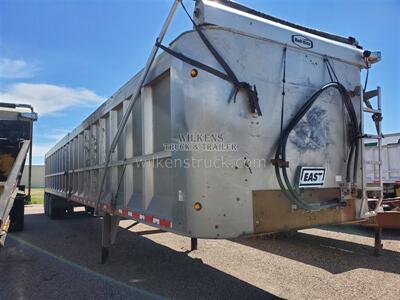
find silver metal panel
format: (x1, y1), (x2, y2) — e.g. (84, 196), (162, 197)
(123, 100), (134, 207)
(365, 144), (400, 184)
(167, 28), (362, 237)
(195, 0), (366, 68)
(45, 52), (172, 158)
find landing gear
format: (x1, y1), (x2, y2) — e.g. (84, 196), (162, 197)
(85, 206), (95, 215)
(45, 193), (67, 219)
(190, 237), (198, 251)
(100, 213), (120, 264)
(374, 227), (383, 256)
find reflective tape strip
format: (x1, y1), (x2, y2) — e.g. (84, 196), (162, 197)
(118, 209), (172, 229)
(160, 219), (172, 228)
(69, 197), (173, 228)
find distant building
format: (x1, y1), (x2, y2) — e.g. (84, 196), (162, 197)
(21, 165), (44, 188)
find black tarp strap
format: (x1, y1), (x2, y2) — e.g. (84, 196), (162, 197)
(156, 1), (262, 116)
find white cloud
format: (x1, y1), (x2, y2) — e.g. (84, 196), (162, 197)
(32, 144), (53, 157)
(26, 143), (54, 165)
(0, 82), (105, 115)
(42, 128), (71, 142)
(0, 58), (39, 79)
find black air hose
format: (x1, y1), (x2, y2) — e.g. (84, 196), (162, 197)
(274, 82), (360, 211)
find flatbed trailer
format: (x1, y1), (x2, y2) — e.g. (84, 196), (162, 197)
(0, 103), (37, 246)
(44, 0), (384, 261)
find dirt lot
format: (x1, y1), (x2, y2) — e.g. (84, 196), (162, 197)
(1, 205), (399, 299)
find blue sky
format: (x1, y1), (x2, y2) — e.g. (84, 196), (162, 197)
(0, 0), (399, 164)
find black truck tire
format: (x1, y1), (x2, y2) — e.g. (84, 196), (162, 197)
(44, 192), (51, 216)
(9, 194), (25, 232)
(44, 193), (48, 216)
(85, 206), (95, 215)
(48, 195), (66, 220)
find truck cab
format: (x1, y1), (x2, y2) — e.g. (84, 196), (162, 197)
(0, 102), (37, 246)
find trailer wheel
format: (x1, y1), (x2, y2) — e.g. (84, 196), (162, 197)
(85, 206), (95, 215)
(44, 193), (49, 216)
(9, 194), (25, 232)
(48, 195), (66, 220)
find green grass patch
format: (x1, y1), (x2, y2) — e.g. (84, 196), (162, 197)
(29, 188), (44, 204)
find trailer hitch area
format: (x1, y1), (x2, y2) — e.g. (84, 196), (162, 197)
(350, 183), (359, 198)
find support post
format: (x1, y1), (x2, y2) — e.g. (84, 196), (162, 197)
(374, 226), (383, 256)
(101, 213), (120, 263)
(191, 237), (198, 251)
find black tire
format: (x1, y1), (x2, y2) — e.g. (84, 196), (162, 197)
(44, 193), (49, 216)
(48, 195), (66, 220)
(85, 206), (95, 215)
(9, 194), (25, 232)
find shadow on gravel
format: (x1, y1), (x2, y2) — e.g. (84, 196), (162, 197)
(235, 229), (400, 275)
(9, 212), (279, 300)
(321, 224), (400, 241)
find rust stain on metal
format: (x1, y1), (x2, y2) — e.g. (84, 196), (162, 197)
(252, 189), (355, 233)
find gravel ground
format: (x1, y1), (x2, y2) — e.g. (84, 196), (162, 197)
(0, 205), (399, 299)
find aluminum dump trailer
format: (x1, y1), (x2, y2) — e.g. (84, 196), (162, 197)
(365, 135), (400, 197)
(0, 103), (37, 246)
(363, 135), (400, 232)
(44, 0), (383, 260)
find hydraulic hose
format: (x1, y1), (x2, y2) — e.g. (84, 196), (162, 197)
(274, 82), (360, 211)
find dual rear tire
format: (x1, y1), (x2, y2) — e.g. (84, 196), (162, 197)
(9, 194), (25, 232)
(44, 193), (67, 219)
(44, 192), (95, 219)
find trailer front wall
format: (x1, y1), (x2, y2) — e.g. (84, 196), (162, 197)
(172, 28), (364, 237)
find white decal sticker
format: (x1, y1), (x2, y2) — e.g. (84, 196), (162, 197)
(298, 167), (326, 188)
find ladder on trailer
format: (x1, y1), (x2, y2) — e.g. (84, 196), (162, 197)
(362, 86), (384, 215)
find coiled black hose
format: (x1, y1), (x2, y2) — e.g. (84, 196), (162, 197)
(274, 82), (360, 211)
